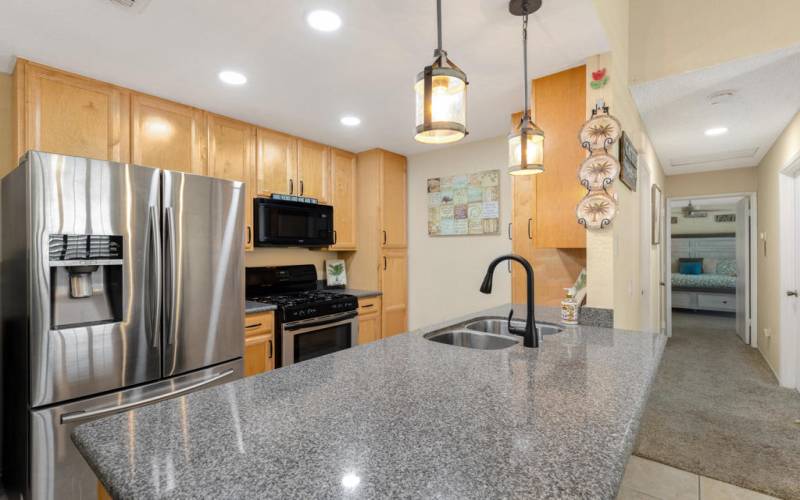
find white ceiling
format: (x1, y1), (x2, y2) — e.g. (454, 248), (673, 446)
(631, 45), (800, 175)
(0, 0), (609, 156)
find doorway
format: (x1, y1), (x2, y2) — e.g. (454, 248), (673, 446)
(664, 193), (757, 346)
(779, 161), (800, 390)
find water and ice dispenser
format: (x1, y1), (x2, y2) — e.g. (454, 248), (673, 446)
(49, 234), (123, 329)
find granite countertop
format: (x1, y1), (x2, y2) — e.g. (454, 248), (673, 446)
(245, 288), (382, 314)
(72, 304), (665, 499)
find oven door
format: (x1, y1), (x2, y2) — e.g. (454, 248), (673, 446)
(281, 311), (358, 366)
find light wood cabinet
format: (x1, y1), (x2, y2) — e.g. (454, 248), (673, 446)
(380, 251), (407, 337)
(530, 65), (586, 249)
(347, 149), (408, 337)
(380, 150), (407, 249)
(131, 93), (207, 175)
(13, 59), (130, 170)
(255, 128), (297, 196)
(243, 311), (274, 377)
(297, 139), (330, 202)
(512, 173), (536, 305)
(357, 296), (382, 344)
(208, 114), (256, 251)
(329, 149), (357, 250)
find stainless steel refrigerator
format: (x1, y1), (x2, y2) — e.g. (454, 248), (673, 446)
(1, 151), (245, 499)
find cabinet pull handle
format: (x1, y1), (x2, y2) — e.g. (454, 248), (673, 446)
(247, 226), (252, 245)
(383, 256), (387, 270)
(361, 304), (374, 309)
(333, 230), (337, 245)
(268, 339), (273, 359)
(527, 218), (533, 240)
(246, 323), (262, 329)
(300, 180), (304, 196)
(383, 230), (387, 245)
(507, 222), (512, 240)
(289, 179), (294, 195)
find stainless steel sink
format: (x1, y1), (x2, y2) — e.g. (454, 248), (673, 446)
(424, 329), (519, 350)
(465, 318), (563, 337)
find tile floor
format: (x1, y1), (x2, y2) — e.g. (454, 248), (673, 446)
(618, 456), (781, 500)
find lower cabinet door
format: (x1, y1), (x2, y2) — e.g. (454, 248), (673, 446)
(244, 334), (274, 376)
(358, 313), (381, 345)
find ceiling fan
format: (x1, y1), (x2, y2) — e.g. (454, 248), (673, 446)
(681, 201), (725, 218)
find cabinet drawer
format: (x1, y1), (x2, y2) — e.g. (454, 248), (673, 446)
(671, 291), (694, 308)
(245, 311), (274, 337)
(358, 296), (381, 316)
(698, 294), (736, 311)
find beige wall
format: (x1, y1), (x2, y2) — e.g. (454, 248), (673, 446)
(406, 135), (512, 330)
(665, 168), (757, 198)
(588, 0), (667, 331)
(756, 110), (800, 383)
(245, 248), (338, 280)
(0, 72), (11, 172)
(629, 0), (800, 84)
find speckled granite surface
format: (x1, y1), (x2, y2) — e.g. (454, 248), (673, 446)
(579, 306), (614, 328)
(244, 300), (277, 314)
(72, 304), (665, 500)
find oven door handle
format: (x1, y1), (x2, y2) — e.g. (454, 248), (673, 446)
(282, 311), (358, 332)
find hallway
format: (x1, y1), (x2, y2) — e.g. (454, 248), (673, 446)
(634, 312), (800, 499)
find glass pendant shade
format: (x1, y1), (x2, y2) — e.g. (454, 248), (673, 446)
(415, 68), (468, 144)
(508, 122), (544, 175)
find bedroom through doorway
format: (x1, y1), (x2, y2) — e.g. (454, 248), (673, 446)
(665, 194), (755, 345)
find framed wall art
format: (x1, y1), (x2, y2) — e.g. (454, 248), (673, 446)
(428, 169), (500, 236)
(619, 131), (638, 191)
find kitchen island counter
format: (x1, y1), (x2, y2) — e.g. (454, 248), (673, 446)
(73, 304), (665, 499)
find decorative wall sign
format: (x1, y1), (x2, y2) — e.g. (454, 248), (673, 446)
(715, 214), (736, 223)
(576, 192), (616, 229)
(619, 131), (638, 191)
(325, 259), (347, 287)
(578, 153), (620, 190)
(428, 169), (500, 236)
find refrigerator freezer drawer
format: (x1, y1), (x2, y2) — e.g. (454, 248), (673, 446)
(29, 359), (242, 500)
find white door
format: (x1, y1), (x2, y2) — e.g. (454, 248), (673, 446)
(735, 197), (750, 344)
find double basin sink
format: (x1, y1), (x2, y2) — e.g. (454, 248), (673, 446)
(424, 317), (563, 350)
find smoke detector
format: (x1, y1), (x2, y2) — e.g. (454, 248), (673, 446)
(707, 89), (737, 105)
(106, 0), (153, 13)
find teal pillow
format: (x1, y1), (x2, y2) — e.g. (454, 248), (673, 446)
(716, 259), (737, 276)
(679, 261), (702, 275)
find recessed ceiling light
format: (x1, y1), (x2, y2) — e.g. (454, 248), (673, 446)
(307, 10), (341, 32)
(704, 127), (728, 137)
(340, 116), (361, 127)
(218, 71), (247, 85)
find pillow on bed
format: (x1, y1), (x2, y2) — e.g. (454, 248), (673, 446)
(679, 261), (703, 274)
(716, 259), (737, 276)
(703, 258), (719, 274)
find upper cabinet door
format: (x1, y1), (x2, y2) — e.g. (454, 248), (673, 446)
(380, 151), (407, 248)
(511, 174), (536, 304)
(255, 128), (297, 196)
(208, 113), (256, 251)
(329, 149), (357, 250)
(131, 93), (207, 175)
(532, 65), (586, 249)
(297, 139), (330, 203)
(22, 61), (130, 162)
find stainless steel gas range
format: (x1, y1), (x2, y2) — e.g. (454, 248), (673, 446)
(246, 265), (359, 367)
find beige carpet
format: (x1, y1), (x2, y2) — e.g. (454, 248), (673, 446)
(634, 311), (800, 500)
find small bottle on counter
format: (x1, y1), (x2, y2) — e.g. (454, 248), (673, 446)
(561, 288), (579, 326)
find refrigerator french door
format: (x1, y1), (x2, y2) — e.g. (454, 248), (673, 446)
(1, 152), (245, 500)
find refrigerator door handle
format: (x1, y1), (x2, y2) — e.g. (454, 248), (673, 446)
(164, 206), (178, 347)
(60, 369), (235, 424)
(147, 206), (162, 348)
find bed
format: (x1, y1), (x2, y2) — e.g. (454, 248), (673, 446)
(671, 235), (737, 313)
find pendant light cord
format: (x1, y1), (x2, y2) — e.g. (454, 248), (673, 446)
(523, 14), (529, 120)
(436, 0), (443, 55)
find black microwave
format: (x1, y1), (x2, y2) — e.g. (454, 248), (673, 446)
(253, 198), (334, 247)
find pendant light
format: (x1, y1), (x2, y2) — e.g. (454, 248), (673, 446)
(414, 0), (468, 144)
(508, 0), (545, 175)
